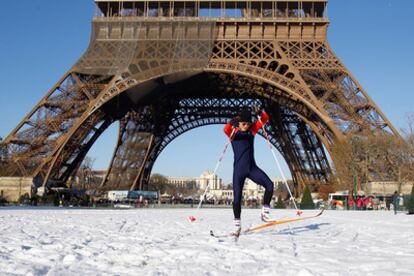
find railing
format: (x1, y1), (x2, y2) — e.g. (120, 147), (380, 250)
(94, 1), (328, 21)
(93, 15), (329, 23)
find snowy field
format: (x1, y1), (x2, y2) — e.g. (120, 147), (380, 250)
(0, 207), (413, 276)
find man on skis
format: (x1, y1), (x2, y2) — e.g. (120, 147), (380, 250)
(223, 106), (274, 236)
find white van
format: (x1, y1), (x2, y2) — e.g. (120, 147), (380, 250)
(328, 191), (349, 210)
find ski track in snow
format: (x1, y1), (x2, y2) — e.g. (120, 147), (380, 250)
(0, 208), (413, 276)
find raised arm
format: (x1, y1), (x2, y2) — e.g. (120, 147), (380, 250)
(224, 117), (239, 138)
(251, 111), (269, 135)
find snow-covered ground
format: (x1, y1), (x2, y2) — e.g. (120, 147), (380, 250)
(0, 207), (413, 276)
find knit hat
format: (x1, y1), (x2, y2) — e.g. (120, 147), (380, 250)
(239, 108), (252, 123)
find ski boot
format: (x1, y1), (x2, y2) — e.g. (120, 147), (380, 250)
(261, 205), (273, 222)
(231, 219), (241, 237)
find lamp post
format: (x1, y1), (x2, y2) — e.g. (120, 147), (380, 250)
(351, 136), (358, 210)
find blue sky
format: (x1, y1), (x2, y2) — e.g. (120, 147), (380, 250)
(0, 0), (413, 183)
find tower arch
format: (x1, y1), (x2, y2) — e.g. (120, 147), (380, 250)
(0, 0), (401, 199)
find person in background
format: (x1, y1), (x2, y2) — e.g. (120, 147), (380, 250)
(348, 194), (355, 210)
(365, 196), (373, 210)
(372, 196), (380, 210)
(357, 196), (364, 210)
(392, 191), (400, 214)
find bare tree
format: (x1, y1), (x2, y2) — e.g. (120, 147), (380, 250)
(330, 138), (355, 191)
(74, 157), (96, 189)
(401, 113), (414, 148)
(0, 137), (9, 175)
(149, 174), (198, 198)
(149, 173), (169, 193)
(0, 137), (8, 162)
(330, 119), (414, 192)
(398, 113), (414, 182)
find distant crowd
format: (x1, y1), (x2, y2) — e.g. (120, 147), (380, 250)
(330, 191), (404, 213)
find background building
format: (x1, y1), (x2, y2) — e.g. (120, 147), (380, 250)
(363, 182), (413, 195)
(166, 176), (197, 188)
(197, 171), (222, 190)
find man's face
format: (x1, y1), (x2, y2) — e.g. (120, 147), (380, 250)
(239, 121), (251, 131)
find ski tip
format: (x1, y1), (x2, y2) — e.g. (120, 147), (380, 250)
(314, 208), (325, 217)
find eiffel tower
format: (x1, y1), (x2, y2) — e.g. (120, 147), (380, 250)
(0, 0), (400, 200)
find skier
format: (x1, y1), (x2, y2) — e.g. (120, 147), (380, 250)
(224, 106), (274, 235)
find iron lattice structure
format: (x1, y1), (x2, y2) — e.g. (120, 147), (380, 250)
(0, 0), (400, 193)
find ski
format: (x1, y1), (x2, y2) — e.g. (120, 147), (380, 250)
(210, 209), (325, 239)
(244, 208), (325, 233)
(209, 230), (241, 239)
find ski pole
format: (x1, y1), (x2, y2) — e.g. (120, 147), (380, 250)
(188, 128), (235, 222)
(257, 114), (302, 216)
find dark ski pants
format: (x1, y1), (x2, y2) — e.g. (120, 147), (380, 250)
(233, 165), (274, 219)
